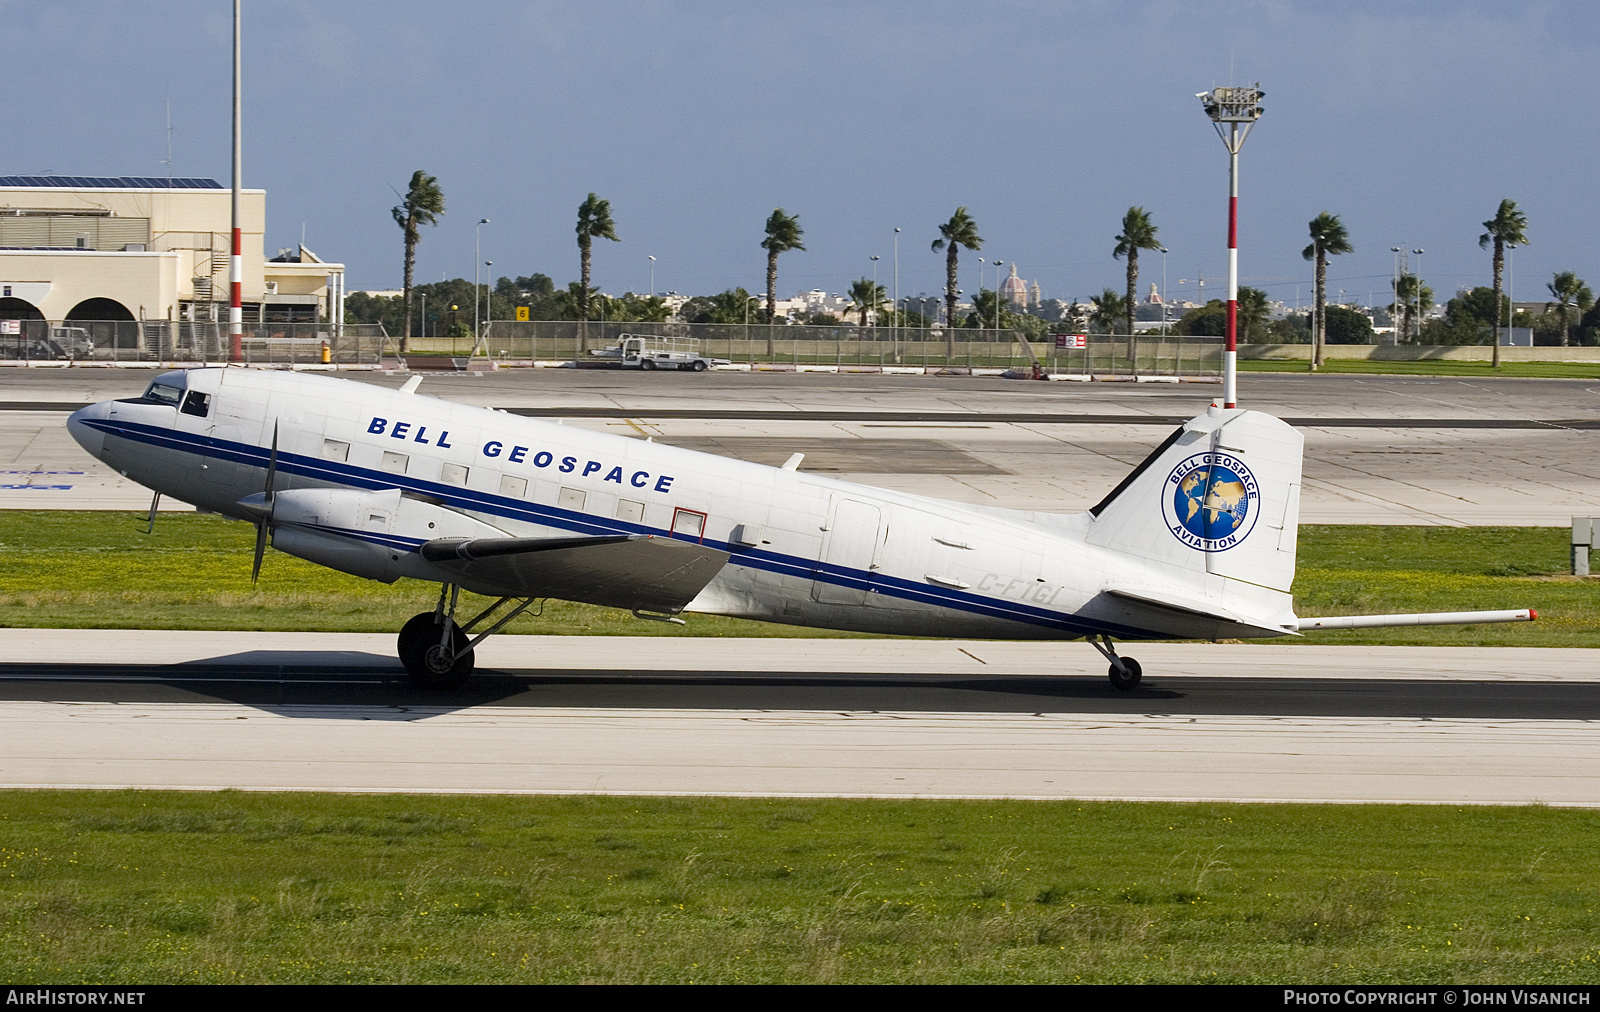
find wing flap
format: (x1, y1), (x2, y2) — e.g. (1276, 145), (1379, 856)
(420, 534), (730, 613)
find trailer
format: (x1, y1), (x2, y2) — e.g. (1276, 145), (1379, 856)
(589, 334), (729, 371)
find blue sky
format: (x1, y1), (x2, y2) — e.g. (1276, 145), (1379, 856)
(5, 1), (1595, 310)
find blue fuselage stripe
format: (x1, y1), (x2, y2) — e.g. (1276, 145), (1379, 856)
(88, 416), (1145, 638)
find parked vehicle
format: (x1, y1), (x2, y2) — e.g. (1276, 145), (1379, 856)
(589, 334), (728, 371)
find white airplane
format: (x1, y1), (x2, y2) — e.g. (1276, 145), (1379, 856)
(65, 367), (1533, 689)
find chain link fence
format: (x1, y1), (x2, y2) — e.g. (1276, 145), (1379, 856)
(0, 320), (391, 365)
(466, 320), (1221, 376)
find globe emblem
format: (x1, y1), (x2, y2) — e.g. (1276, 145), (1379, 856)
(1172, 463), (1251, 542)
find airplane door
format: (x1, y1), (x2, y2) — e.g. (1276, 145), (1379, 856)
(811, 498), (882, 604)
(198, 383), (268, 487)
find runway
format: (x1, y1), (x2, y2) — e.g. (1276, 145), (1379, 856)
(1, 370), (1595, 806)
(2, 630), (1596, 805)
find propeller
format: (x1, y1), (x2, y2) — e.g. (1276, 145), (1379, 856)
(250, 421), (279, 584)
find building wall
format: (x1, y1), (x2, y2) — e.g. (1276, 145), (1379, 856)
(0, 184), (341, 324)
(0, 250), (182, 320)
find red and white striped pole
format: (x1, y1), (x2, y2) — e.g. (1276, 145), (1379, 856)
(1224, 143), (1239, 408)
(1198, 84), (1262, 411)
(229, 0), (243, 364)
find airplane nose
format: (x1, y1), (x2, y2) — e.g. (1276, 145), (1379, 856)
(67, 402), (108, 459)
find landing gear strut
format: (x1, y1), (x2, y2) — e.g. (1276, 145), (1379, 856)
(397, 584), (541, 689)
(1089, 635), (1142, 691)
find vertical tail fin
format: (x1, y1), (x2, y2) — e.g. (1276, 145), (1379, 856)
(1085, 405), (1303, 593)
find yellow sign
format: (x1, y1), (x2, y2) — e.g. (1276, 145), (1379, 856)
(516, 306), (529, 321)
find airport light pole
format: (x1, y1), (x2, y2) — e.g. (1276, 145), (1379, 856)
(1412, 248), (1424, 342)
(993, 261), (1004, 331)
(892, 227), (900, 362)
(1198, 83), (1264, 409)
(870, 255), (880, 328)
(1159, 247), (1169, 335)
(648, 255), (655, 297)
(1391, 247), (1402, 345)
(474, 219), (489, 347)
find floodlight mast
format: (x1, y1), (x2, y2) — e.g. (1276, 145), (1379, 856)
(1198, 84), (1264, 409)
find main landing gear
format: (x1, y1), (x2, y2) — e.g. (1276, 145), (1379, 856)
(1089, 635), (1142, 691)
(397, 584), (541, 689)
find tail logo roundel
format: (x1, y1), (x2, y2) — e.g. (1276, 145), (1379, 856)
(1161, 452), (1261, 552)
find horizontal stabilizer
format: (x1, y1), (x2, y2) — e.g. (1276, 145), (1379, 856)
(1298, 608), (1536, 631)
(1104, 587), (1297, 639)
(420, 534), (730, 614)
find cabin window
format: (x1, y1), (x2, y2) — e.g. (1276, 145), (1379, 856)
(180, 390), (211, 418)
(671, 507), (706, 543)
(380, 451), (409, 474)
(441, 462), (469, 486)
(559, 487), (586, 512)
(616, 499), (644, 523)
(499, 474), (528, 498)
(321, 438), (350, 462)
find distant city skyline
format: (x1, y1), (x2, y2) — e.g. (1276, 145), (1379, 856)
(4, 1), (1595, 312)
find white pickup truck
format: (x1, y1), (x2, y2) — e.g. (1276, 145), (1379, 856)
(589, 334), (729, 372)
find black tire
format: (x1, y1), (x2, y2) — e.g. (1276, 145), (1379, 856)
(1108, 657), (1142, 691)
(397, 611), (474, 689)
(640, 359), (657, 371)
(691, 359), (708, 372)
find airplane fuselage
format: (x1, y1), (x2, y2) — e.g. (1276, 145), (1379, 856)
(68, 367), (1290, 644)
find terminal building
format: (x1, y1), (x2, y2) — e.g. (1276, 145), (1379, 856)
(0, 175), (344, 356)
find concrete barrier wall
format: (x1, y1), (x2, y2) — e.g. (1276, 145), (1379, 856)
(1239, 344), (1600, 363)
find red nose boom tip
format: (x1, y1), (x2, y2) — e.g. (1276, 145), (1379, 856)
(1529, 609), (1538, 621)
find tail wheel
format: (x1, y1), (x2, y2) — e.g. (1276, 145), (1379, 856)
(1108, 657), (1142, 691)
(398, 612), (474, 689)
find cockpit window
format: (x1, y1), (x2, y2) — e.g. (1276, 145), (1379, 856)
(143, 382), (184, 406)
(180, 390), (211, 418)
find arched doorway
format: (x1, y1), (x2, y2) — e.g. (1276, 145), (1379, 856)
(66, 297), (137, 349)
(0, 297), (47, 358)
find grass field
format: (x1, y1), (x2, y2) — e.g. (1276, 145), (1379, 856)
(1239, 358), (1600, 379)
(2, 791), (1598, 984)
(0, 511), (1591, 646)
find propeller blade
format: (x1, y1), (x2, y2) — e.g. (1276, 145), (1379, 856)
(252, 420), (279, 586)
(264, 420), (279, 508)
(251, 518), (268, 585)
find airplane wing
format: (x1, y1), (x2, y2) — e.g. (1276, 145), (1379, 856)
(419, 534), (730, 614)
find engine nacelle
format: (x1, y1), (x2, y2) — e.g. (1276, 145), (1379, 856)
(263, 487), (508, 584)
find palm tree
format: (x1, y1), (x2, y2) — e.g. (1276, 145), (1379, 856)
(1547, 271), (1593, 348)
(761, 209), (804, 357)
(1089, 288), (1128, 336)
(931, 208), (983, 360)
(1480, 199), (1528, 366)
(391, 170), (444, 353)
(575, 194), (619, 323)
(1302, 212), (1353, 369)
(847, 278), (887, 329)
(1390, 274), (1432, 343)
(1112, 207), (1161, 368)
